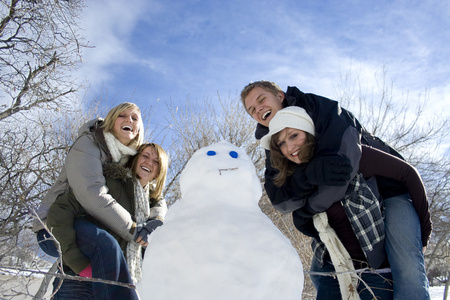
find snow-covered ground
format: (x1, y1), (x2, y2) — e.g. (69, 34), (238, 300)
(430, 285), (447, 300)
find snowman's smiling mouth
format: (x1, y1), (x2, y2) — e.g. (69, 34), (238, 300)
(218, 167), (238, 175)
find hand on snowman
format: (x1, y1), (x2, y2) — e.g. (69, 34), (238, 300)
(135, 219), (163, 246)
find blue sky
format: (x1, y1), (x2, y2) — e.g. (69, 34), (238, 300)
(76, 0), (450, 150)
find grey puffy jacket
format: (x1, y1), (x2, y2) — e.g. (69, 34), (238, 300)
(34, 119), (136, 242)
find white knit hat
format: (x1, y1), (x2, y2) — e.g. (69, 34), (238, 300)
(260, 106), (315, 150)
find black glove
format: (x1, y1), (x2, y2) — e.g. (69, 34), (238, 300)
(288, 166), (315, 195)
(305, 156), (352, 186)
(135, 219), (163, 243)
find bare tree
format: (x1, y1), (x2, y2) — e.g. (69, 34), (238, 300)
(0, 1), (88, 296)
(0, 99), (107, 298)
(335, 67), (450, 287)
(0, 0), (86, 120)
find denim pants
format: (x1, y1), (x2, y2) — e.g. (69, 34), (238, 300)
(52, 268), (94, 300)
(310, 256), (394, 300)
(384, 194), (430, 300)
(49, 219), (139, 300)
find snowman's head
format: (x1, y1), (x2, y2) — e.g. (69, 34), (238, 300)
(180, 141), (262, 204)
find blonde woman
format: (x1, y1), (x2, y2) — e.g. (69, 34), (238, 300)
(35, 103), (146, 299)
(47, 143), (169, 299)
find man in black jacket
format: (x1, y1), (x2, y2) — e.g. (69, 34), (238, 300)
(240, 80), (430, 300)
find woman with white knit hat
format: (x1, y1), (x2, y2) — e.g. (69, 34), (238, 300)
(261, 106), (431, 300)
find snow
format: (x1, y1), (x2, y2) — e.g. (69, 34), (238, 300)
(137, 141), (304, 300)
(430, 285), (447, 300)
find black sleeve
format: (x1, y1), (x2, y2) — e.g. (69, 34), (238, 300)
(263, 87), (362, 214)
(360, 145), (432, 246)
(263, 149), (315, 213)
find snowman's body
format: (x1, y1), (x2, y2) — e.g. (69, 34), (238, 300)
(137, 141), (303, 299)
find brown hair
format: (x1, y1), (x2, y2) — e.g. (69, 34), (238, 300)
(101, 102), (144, 149)
(269, 131), (316, 187)
(240, 81), (284, 112)
(131, 143), (169, 199)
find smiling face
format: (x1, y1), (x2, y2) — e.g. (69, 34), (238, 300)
(113, 108), (141, 145)
(276, 128), (308, 164)
(243, 87), (284, 127)
(135, 146), (160, 186)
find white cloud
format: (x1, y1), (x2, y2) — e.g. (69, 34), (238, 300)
(76, 0), (161, 87)
(72, 0), (449, 125)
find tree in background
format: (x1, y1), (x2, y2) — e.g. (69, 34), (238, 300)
(335, 67), (450, 290)
(0, 0), (86, 120)
(0, 1), (87, 297)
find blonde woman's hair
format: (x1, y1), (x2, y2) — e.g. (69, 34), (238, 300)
(101, 102), (144, 149)
(269, 131), (316, 187)
(131, 143), (169, 199)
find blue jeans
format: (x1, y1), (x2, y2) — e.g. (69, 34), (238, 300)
(384, 194), (430, 300)
(52, 268), (94, 300)
(52, 219), (139, 300)
(36, 229), (59, 257)
(310, 256), (394, 300)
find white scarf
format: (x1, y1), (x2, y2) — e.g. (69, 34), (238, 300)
(313, 212), (360, 300)
(127, 179), (151, 283)
(104, 132), (137, 164)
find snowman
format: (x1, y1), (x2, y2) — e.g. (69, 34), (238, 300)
(137, 141), (304, 299)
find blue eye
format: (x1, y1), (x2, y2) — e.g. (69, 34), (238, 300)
(229, 151), (238, 158)
(207, 150), (216, 156)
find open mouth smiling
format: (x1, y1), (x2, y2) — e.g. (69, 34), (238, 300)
(122, 125), (133, 131)
(141, 166), (151, 173)
(262, 110), (271, 121)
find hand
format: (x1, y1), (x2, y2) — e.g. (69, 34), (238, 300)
(79, 264), (92, 278)
(135, 219), (163, 246)
(305, 156), (352, 186)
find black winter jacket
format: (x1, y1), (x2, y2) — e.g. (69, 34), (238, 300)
(255, 86), (407, 233)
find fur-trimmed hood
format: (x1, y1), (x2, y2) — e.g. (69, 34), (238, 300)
(103, 162), (130, 181)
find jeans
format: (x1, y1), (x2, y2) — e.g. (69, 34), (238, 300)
(36, 229), (59, 257)
(52, 268), (94, 300)
(310, 256), (394, 300)
(384, 194), (430, 300)
(52, 219), (139, 300)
